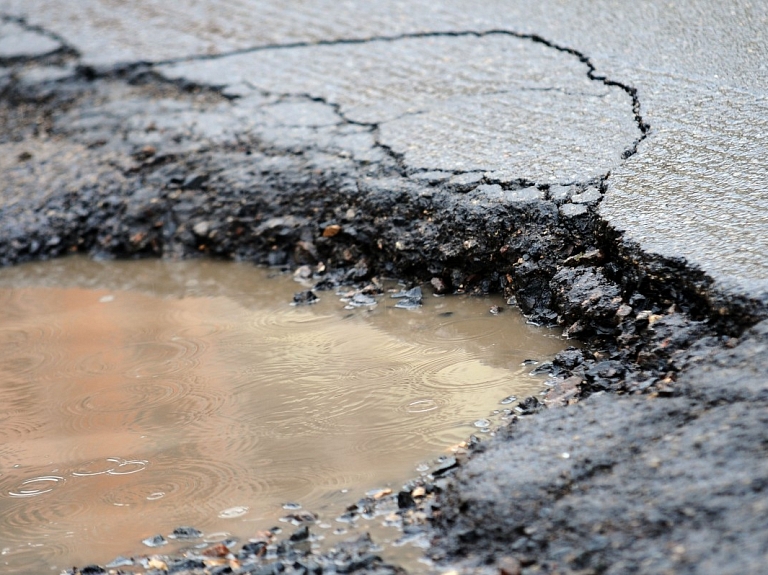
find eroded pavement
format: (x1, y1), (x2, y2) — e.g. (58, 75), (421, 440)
(0, 2), (767, 574)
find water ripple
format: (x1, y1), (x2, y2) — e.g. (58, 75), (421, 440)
(0, 259), (566, 574)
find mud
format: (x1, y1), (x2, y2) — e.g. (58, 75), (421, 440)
(1, 12), (767, 575)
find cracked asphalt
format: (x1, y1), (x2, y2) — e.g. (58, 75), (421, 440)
(1, 2), (767, 574)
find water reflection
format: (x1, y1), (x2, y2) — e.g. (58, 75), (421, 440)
(0, 258), (565, 573)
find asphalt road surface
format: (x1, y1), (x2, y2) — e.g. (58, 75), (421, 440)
(1, 2), (767, 574)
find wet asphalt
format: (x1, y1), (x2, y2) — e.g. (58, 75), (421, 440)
(1, 2), (767, 574)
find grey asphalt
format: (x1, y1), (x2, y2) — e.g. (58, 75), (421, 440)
(2, 2), (768, 574)
(2, 0), (766, 308)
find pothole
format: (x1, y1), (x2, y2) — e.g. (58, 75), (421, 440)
(0, 257), (570, 574)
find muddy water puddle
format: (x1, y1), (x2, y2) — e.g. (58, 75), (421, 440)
(0, 258), (566, 573)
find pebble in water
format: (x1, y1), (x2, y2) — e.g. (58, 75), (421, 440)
(105, 556), (134, 568)
(394, 298), (422, 310)
(141, 534), (167, 548)
(169, 526), (203, 539)
(392, 286), (423, 309)
(349, 293), (377, 307)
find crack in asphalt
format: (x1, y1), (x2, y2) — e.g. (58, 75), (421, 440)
(142, 28), (650, 160)
(0, 13), (648, 191)
(0, 13), (79, 64)
(268, 90), (410, 175)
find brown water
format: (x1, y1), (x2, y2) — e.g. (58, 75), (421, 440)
(0, 258), (565, 574)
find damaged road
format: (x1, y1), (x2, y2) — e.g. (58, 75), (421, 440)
(1, 1), (768, 574)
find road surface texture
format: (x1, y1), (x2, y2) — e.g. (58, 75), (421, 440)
(0, 1), (766, 574)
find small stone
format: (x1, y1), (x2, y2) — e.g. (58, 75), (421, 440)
(183, 174), (207, 189)
(559, 203), (588, 217)
(169, 558), (207, 571)
(203, 543), (230, 557)
(147, 558), (168, 570)
(553, 348), (584, 369)
(498, 556), (522, 575)
(239, 541), (268, 559)
(372, 488), (392, 500)
(616, 303), (634, 318)
(138, 145), (156, 157)
(293, 265), (313, 280)
(530, 362), (554, 375)
(193, 221), (210, 236)
(515, 396), (543, 415)
(392, 286), (423, 309)
(350, 293), (377, 307)
(322, 224), (341, 237)
(571, 187), (602, 204)
(280, 510), (317, 524)
(544, 375), (582, 408)
(170, 526), (203, 539)
(586, 361), (625, 380)
(432, 456), (459, 476)
(105, 557), (133, 568)
(411, 486), (426, 498)
(430, 277), (448, 294)
(391, 286), (422, 300)
(292, 290), (318, 305)
(141, 534), (167, 548)
(397, 491), (415, 509)
(489, 305), (503, 315)
(548, 185), (573, 204)
(289, 525), (310, 542)
(395, 298), (422, 310)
